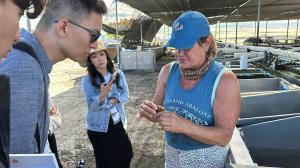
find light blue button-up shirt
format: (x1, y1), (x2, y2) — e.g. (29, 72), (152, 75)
(82, 69), (129, 132)
(0, 29), (51, 153)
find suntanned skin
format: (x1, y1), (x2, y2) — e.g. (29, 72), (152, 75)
(0, 0), (23, 58)
(138, 36), (240, 146)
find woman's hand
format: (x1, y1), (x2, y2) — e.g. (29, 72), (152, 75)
(137, 100), (160, 122)
(99, 83), (113, 102)
(109, 97), (119, 105)
(49, 103), (58, 116)
(157, 112), (187, 133)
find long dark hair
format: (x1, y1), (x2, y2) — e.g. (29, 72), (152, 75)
(87, 50), (122, 90)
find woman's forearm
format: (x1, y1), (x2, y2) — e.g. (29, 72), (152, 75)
(182, 120), (233, 147)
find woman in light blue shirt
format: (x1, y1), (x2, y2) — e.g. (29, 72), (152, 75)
(82, 47), (133, 168)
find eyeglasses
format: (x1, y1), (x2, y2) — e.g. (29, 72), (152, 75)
(55, 20), (101, 43)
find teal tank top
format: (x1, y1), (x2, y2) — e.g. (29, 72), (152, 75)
(164, 60), (226, 150)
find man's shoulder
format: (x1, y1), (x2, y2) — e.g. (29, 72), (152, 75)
(0, 49), (41, 74)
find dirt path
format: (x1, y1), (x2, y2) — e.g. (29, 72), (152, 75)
(50, 60), (165, 168)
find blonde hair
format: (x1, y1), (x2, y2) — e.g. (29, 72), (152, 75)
(197, 35), (217, 58)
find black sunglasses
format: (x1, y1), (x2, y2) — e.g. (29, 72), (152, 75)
(54, 20), (101, 43)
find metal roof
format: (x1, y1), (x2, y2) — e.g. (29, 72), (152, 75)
(222, 0), (300, 22)
(119, 0), (300, 25)
(103, 15), (162, 45)
(103, 0), (300, 46)
(121, 16), (162, 44)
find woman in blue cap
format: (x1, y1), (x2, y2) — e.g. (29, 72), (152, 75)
(138, 11), (240, 167)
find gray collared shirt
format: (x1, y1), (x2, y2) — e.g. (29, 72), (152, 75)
(0, 28), (52, 153)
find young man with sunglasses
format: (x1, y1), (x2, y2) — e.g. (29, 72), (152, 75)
(0, 0), (107, 155)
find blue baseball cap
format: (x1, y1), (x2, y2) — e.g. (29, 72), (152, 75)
(164, 11), (210, 49)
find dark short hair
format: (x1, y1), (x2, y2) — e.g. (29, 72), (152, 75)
(37, 0), (107, 29)
(13, 0), (46, 19)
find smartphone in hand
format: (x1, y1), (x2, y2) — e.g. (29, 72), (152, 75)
(109, 71), (118, 83)
(103, 71), (118, 86)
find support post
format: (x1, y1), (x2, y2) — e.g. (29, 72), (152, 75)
(256, 0), (261, 46)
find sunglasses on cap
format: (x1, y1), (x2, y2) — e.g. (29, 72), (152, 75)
(54, 20), (101, 43)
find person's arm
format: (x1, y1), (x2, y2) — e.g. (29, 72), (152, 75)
(82, 76), (111, 111)
(0, 53), (43, 153)
(138, 63), (170, 122)
(48, 99), (62, 134)
(158, 71), (241, 146)
(153, 64), (170, 105)
(110, 70), (128, 104)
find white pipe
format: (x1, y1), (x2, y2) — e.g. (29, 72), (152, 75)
(289, 47), (300, 52)
(115, 0), (120, 67)
(271, 49), (300, 60)
(234, 52), (264, 59)
(256, 0), (261, 46)
(248, 56), (264, 62)
(218, 48), (247, 54)
(220, 43), (300, 61)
